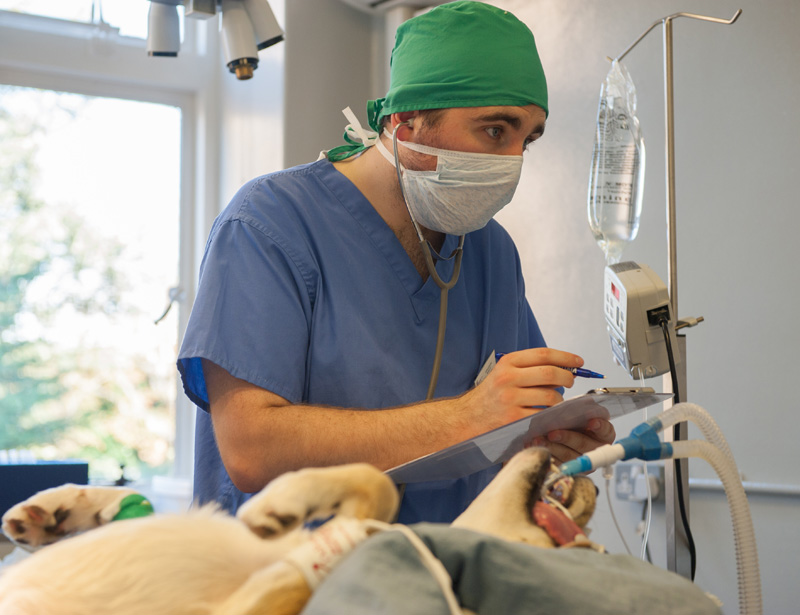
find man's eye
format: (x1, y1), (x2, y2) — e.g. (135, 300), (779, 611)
(485, 127), (502, 139)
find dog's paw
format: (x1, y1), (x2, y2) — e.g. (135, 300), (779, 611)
(1, 484), (139, 549)
(2, 501), (71, 549)
(237, 464), (399, 539)
(237, 495), (306, 539)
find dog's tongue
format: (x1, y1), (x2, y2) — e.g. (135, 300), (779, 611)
(532, 501), (586, 546)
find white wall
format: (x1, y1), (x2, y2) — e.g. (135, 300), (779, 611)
(283, 0), (384, 167)
(229, 0), (798, 612)
(216, 0), (286, 203)
(492, 1), (798, 613)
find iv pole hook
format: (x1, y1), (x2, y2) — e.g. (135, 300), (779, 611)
(608, 9), (742, 63)
(607, 7), (741, 323)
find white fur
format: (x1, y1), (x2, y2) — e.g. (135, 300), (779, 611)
(0, 452), (596, 615)
(453, 447), (555, 547)
(0, 464), (400, 615)
(0, 507), (307, 614)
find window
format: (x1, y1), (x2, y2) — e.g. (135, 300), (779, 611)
(0, 0), (157, 39)
(0, 85), (182, 483)
(0, 5), (217, 508)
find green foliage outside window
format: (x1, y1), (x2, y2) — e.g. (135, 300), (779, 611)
(0, 91), (175, 482)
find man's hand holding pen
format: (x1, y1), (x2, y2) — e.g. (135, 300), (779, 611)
(462, 348), (616, 465)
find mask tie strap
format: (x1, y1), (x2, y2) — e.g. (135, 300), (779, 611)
(342, 106), (380, 148)
(326, 107), (381, 161)
(390, 121), (464, 279)
(392, 123), (427, 245)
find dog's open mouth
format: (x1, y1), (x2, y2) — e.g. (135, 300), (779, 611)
(533, 466), (589, 547)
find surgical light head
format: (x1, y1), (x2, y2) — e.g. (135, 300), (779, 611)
(241, 0), (284, 50)
(220, 0), (259, 80)
(146, 0), (284, 80)
(147, 1), (181, 57)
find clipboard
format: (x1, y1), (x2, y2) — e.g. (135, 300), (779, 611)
(387, 388), (671, 484)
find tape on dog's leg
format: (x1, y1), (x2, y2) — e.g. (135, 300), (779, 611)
(282, 518), (370, 589)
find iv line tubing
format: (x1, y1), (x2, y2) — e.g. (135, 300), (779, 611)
(391, 122), (465, 399)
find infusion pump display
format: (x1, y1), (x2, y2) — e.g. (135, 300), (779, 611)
(606, 277), (628, 337)
(604, 262), (679, 379)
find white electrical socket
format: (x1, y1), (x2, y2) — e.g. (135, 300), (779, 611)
(614, 461), (664, 502)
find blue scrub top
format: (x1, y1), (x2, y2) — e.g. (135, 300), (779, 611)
(178, 159), (547, 522)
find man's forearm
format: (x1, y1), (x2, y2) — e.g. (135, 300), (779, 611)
(204, 359), (484, 492)
(214, 397), (478, 492)
(202, 349), (615, 494)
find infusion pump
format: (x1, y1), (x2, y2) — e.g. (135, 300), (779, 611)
(604, 262), (680, 379)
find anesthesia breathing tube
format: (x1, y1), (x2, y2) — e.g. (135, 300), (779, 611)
(555, 403), (762, 615)
(392, 121), (465, 400)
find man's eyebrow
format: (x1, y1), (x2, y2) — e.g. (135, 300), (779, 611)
(472, 112), (546, 138)
(473, 112), (522, 128)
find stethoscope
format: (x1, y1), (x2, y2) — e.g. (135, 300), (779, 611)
(392, 122), (465, 400)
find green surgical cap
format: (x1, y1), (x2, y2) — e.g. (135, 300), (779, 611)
(327, 1), (548, 161)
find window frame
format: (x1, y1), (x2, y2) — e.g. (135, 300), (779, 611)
(0, 8), (221, 482)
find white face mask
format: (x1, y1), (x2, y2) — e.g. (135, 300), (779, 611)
(376, 129), (523, 236)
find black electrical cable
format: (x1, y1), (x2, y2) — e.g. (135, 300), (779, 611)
(659, 319), (697, 581)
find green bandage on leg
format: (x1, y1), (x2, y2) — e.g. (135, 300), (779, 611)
(112, 493), (155, 521)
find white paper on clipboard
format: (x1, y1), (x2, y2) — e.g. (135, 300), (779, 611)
(387, 390), (671, 484)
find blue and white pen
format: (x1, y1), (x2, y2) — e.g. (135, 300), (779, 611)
(560, 366), (605, 379)
(494, 352), (605, 379)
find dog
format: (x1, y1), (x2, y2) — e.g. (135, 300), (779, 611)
(0, 448), (598, 615)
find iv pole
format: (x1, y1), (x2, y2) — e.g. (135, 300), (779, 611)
(609, 9), (742, 579)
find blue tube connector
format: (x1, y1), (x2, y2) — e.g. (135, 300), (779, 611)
(560, 455), (595, 476)
(558, 419), (674, 476)
(619, 421), (673, 461)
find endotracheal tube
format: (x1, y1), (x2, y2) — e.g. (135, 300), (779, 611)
(558, 403), (761, 615)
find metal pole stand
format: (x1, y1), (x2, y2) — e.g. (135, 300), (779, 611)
(610, 9), (741, 579)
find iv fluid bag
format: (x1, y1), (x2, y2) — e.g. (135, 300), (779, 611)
(588, 61), (645, 264)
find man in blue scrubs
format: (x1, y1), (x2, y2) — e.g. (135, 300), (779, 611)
(178, 1), (615, 522)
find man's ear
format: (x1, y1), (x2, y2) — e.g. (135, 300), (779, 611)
(390, 111), (419, 139)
